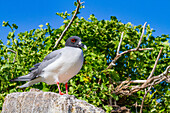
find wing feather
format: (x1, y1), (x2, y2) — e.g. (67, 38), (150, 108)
(10, 49), (62, 82)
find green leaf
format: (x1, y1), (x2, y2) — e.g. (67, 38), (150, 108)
(12, 24), (18, 29)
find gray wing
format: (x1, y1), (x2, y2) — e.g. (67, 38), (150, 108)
(31, 49), (62, 79)
(37, 50), (62, 71)
(29, 50), (62, 71)
(10, 49), (62, 82)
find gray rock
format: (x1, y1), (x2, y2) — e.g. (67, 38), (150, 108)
(2, 88), (105, 113)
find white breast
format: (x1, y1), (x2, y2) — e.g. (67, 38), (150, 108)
(41, 47), (84, 84)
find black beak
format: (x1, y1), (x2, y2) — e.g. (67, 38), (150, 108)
(78, 41), (87, 49)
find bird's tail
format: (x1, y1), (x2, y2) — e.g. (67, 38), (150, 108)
(16, 77), (43, 88)
(10, 74), (32, 82)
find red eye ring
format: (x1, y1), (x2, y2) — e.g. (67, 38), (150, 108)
(71, 39), (76, 43)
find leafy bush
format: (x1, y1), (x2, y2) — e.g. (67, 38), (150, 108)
(0, 9), (169, 112)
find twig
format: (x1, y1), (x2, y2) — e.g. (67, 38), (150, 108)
(136, 22), (147, 50)
(115, 47), (163, 96)
(106, 22), (152, 70)
(164, 66), (170, 75)
(117, 80), (147, 84)
(148, 47), (164, 79)
(135, 101), (138, 113)
(53, 0), (84, 48)
(8, 49), (17, 63)
(106, 48), (153, 69)
(8, 49), (16, 53)
(140, 47), (164, 96)
(139, 47), (163, 100)
(140, 82), (154, 113)
(115, 65), (170, 95)
(117, 32), (124, 55)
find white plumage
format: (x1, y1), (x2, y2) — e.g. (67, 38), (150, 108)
(42, 47), (84, 84)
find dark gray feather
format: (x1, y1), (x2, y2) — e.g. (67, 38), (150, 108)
(30, 50), (62, 80)
(10, 49), (62, 82)
(29, 63), (41, 71)
(10, 77), (31, 82)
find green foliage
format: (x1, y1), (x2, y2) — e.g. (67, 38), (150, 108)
(0, 11), (170, 112)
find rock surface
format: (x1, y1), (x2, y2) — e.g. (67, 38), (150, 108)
(2, 88), (105, 113)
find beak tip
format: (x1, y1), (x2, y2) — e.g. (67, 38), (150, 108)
(84, 45), (87, 49)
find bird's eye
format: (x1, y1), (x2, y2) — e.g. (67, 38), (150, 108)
(71, 39), (76, 43)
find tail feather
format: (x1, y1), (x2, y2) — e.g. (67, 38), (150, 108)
(16, 77), (43, 88)
(10, 74), (32, 82)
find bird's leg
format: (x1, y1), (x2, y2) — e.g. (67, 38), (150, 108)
(56, 82), (65, 95)
(65, 83), (68, 95)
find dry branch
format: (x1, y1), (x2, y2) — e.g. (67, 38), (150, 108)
(140, 83), (153, 113)
(117, 32), (124, 55)
(106, 48), (153, 70)
(117, 80), (147, 84)
(53, 0), (84, 48)
(140, 47), (163, 113)
(110, 25), (169, 96)
(147, 47), (163, 79)
(8, 49), (16, 54)
(106, 22), (152, 70)
(8, 49), (17, 63)
(115, 65), (170, 95)
(106, 22), (170, 112)
(136, 22), (147, 50)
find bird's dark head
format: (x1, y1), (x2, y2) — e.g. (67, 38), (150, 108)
(65, 36), (87, 49)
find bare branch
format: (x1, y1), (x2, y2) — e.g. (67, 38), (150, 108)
(125, 47), (166, 104)
(115, 48), (164, 95)
(106, 48), (153, 69)
(136, 22), (147, 50)
(165, 65), (170, 75)
(106, 23), (152, 70)
(121, 48), (153, 56)
(117, 32), (124, 55)
(105, 21), (168, 112)
(140, 82), (154, 113)
(53, 0), (84, 48)
(8, 49), (16, 54)
(117, 80), (147, 84)
(135, 101), (138, 113)
(7, 49), (17, 63)
(148, 47), (163, 79)
(115, 65), (170, 96)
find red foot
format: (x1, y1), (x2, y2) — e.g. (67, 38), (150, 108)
(59, 92), (65, 95)
(65, 83), (68, 95)
(57, 82), (68, 95)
